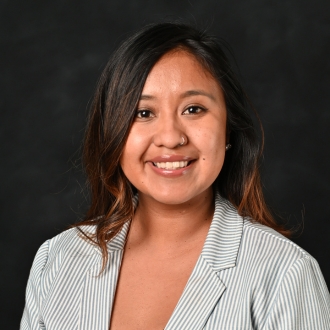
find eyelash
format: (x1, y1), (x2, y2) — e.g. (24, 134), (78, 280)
(135, 109), (154, 118)
(182, 105), (206, 115)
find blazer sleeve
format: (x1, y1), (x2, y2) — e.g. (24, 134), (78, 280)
(263, 255), (330, 329)
(20, 240), (49, 330)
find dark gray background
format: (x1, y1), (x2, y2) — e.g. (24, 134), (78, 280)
(1, 0), (329, 327)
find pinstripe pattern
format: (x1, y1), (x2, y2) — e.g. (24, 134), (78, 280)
(21, 194), (330, 329)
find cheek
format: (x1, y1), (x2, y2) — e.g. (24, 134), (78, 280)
(195, 122), (226, 154)
(195, 122), (226, 175)
(123, 128), (144, 158)
(120, 127), (149, 174)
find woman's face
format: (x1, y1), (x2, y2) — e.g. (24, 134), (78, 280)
(120, 50), (227, 205)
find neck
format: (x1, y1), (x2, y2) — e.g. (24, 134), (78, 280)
(130, 188), (214, 248)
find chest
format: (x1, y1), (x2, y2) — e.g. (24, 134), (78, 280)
(109, 246), (201, 330)
(39, 251), (268, 330)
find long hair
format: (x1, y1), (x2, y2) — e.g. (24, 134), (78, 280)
(73, 22), (289, 269)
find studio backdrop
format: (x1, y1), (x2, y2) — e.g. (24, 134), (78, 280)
(1, 0), (329, 328)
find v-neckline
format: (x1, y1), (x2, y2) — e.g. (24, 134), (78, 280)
(79, 194), (243, 330)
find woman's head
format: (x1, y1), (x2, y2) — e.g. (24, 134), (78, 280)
(78, 22), (287, 261)
(85, 22), (258, 206)
(120, 49), (228, 206)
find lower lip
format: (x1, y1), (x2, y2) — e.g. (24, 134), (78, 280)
(147, 161), (194, 177)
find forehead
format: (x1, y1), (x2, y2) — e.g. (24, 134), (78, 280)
(142, 50), (222, 96)
(148, 49), (212, 80)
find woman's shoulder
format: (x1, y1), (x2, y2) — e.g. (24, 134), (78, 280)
(215, 196), (313, 266)
(52, 225), (98, 254)
(31, 226), (98, 274)
(21, 225), (101, 328)
(239, 218), (323, 283)
(234, 220), (330, 328)
(242, 219), (309, 259)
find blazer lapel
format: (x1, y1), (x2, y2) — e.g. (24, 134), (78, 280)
(77, 194), (243, 330)
(164, 256), (226, 330)
(78, 222), (130, 330)
(165, 194), (244, 330)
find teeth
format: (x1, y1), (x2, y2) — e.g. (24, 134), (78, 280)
(154, 161), (189, 169)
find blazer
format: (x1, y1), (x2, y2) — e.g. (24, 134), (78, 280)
(21, 194), (330, 329)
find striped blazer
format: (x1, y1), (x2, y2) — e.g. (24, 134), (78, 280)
(21, 194), (330, 329)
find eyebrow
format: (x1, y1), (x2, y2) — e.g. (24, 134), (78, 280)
(181, 90), (216, 101)
(139, 89), (216, 102)
(139, 94), (155, 100)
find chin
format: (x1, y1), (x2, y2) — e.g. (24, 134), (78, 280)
(139, 187), (213, 206)
(146, 193), (190, 205)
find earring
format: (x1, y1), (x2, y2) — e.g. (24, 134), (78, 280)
(179, 136), (186, 146)
(225, 143), (232, 151)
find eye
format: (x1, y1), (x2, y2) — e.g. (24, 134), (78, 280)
(182, 105), (206, 115)
(135, 109), (155, 119)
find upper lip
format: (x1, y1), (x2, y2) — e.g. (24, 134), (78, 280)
(148, 155), (194, 163)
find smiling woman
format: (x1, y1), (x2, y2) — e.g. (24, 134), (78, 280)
(121, 50), (227, 205)
(21, 23), (330, 329)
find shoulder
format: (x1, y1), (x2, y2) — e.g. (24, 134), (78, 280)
(237, 219), (328, 301)
(241, 219), (310, 264)
(214, 198), (326, 291)
(242, 222), (330, 328)
(30, 226), (98, 288)
(214, 194), (308, 261)
(21, 226), (99, 328)
(38, 225), (98, 264)
(49, 225), (97, 253)
(216, 216), (330, 328)
(209, 195), (314, 274)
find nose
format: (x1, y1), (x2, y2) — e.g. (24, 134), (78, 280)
(152, 114), (187, 149)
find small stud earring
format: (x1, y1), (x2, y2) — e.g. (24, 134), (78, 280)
(225, 143), (232, 151)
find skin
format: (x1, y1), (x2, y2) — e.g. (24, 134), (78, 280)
(110, 50), (228, 330)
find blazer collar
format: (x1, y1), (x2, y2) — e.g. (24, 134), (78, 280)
(201, 193), (243, 271)
(85, 193), (244, 330)
(100, 193), (244, 270)
(165, 195), (244, 329)
(92, 195), (138, 255)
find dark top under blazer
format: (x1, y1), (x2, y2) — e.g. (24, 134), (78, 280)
(21, 194), (330, 329)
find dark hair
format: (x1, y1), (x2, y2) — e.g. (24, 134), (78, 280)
(73, 22), (289, 267)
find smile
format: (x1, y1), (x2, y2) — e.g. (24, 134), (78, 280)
(153, 161), (190, 169)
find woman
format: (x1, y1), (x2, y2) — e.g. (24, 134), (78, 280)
(21, 22), (330, 329)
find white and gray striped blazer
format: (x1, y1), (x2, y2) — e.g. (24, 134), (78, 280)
(21, 195), (330, 329)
